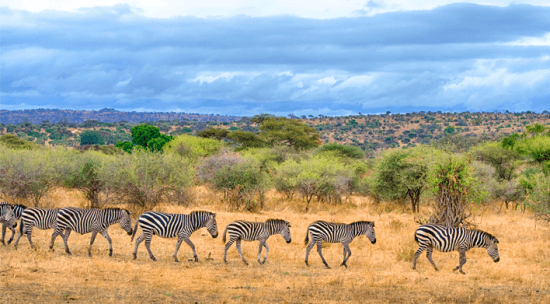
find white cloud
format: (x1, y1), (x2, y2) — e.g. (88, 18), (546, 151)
(503, 33), (550, 46)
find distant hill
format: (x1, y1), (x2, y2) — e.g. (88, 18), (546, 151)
(0, 108), (241, 124)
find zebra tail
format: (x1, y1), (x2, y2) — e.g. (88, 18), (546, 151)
(19, 217), (24, 235)
(414, 232), (419, 243)
(222, 225), (229, 243)
(304, 225), (310, 245)
(130, 219), (139, 242)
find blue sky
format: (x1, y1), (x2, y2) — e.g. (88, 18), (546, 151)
(1, 1), (550, 116)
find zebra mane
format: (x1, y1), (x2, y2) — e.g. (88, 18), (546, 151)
(14, 204), (27, 209)
(350, 221), (374, 227)
(473, 229), (499, 244)
(266, 219), (289, 225)
(102, 207), (130, 214)
(190, 210), (214, 217)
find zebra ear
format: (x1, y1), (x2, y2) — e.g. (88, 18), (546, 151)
(212, 213), (216, 218)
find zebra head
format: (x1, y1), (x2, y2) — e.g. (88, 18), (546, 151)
(204, 212), (219, 238)
(117, 209), (133, 236)
(0, 205), (16, 229)
(485, 233), (500, 263)
(267, 219), (291, 243)
(352, 221), (376, 244)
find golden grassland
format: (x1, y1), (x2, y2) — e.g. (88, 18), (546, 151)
(1, 188), (550, 303)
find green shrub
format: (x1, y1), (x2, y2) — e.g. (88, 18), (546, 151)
(0, 134), (42, 150)
(164, 135), (224, 161)
(317, 143), (364, 159)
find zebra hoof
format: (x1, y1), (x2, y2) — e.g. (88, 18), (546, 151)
(174, 258), (180, 263)
(7, 239), (13, 245)
(305, 262), (310, 267)
(66, 252), (72, 256)
(109, 252), (113, 257)
(151, 257), (157, 262)
(133, 254), (137, 260)
(340, 263), (348, 268)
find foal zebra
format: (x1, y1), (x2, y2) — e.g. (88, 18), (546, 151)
(412, 223), (500, 274)
(0, 202), (26, 245)
(0, 205), (16, 245)
(131, 211), (218, 262)
(222, 219), (292, 265)
(14, 207), (61, 249)
(305, 220), (376, 268)
(49, 207), (133, 257)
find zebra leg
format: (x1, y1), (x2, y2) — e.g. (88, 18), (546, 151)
(100, 230), (113, 257)
(182, 236), (198, 262)
(132, 233), (145, 260)
(304, 240), (315, 267)
(13, 223), (28, 250)
(453, 250), (467, 274)
(144, 235), (156, 261)
(412, 244), (427, 270)
(223, 238), (236, 264)
(257, 241), (263, 264)
(316, 241), (330, 269)
(426, 247), (438, 271)
(49, 226), (64, 252)
(236, 239), (248, 265)
(341, 243), (351, 268)
(62, 228), (72, 255)
(1, 222), (6, 245)
(7, 224), (16, 244)
(261, 242), (269, 264)
(173, 237), (184, 263)
(26, 226), (34, 249)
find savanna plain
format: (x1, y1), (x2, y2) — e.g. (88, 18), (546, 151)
(1, 188), (549, 303)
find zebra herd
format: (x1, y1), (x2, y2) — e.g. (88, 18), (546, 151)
(0, 202), (501, 273)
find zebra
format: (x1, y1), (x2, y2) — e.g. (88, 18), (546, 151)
(14, 207), (62, 250)
(49, 207), (133, 257)
(304, 220), (376, 268)
(222, 219), (292, 265)
(412, 223), (500, 274)
(0, 202), (26, 245)
(0, 204), (17, 245)
(131, 210), (218, 262)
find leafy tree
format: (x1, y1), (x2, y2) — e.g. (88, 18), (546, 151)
(227, 131), (266, 149)
(317, 143), (364, 159)
(115, 141), (134, 153)
(470, 142), (521, 181)
(514, 136), (550, 163)
(64, 159), (103, 208)
(197, 128), (230, 140)
(131, 124), (161, 148)
(147, 134), (172, 152)
(374, 146), (444, 213)
(259, 117), (321, 150)
(80, 130), (105, 145)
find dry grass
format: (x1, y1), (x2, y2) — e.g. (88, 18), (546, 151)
(1, 189), (550, 303)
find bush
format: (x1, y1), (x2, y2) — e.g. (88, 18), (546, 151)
(198, 154), (269, 211)
(101, 150), (194, 211)
(0, 134), (41, 150)
(317, 143), (364, 159)
(80, 130), (105, 145)
(164, 135), (224, 161)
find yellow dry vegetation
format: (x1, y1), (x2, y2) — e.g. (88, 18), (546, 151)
(1, 188), (549, 303)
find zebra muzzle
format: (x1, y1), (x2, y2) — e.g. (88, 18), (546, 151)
(371, 239), (376, 244)
(127, 229), (133, 236)
(212, 232), (219, 238)
(286, 239), (292, 244)
(494, 257), (500, 263)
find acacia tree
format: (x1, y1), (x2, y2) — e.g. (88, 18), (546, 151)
(258, 117), (321, 150)
(374, 146), (444, 213)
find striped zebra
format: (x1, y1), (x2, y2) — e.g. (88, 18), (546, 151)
(49, 207), (133, 257)
(412, 223), (500, 274)
(131, 211), (218, 262)
(304, 220), (376, 268)
(0, 204), (16, 245)
(0, 202), (26, 245)
(222, 219), (292, 265)
(14, 207), (61, 250)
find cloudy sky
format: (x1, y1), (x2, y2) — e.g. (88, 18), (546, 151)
(1, 1), (550, 116)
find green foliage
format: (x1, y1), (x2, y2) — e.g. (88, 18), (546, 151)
(274, 154), (356, 211)
(259, 117), (321, 150)
(428, 155), (476, 227)
(164, 134), (224, 161)
(115, 141), (134, 153)
(197, 128), (230, 140)
(64, 157), (103, 207)
(80, 130), (105, 145)
(131, 124), (161, 147)
(374, 146), (445, 212)
(444, 126), (455, 134)
(519, 169), (550, 221)
(147, 134), (172, 152)
(227, 131), (266, 149)
(501, 133), (520, 150)
(514, 136), (550, 163)
(0, 134), (41, 150)
(470, 142), (521, 181)
(317, 143), (364, 159)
